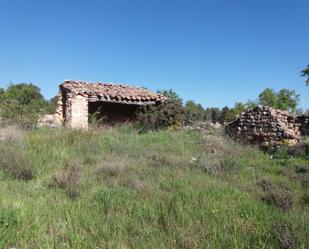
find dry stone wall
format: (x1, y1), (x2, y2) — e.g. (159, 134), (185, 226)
(225, 106), (302, 149)
(297, 116), (309, 137)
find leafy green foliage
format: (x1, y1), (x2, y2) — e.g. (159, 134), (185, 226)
(184, 100), (205, 122)
(157, 89), (183, 104)
(259, 88), (278, 107)
(5, 83), (44, 105)
(0, 83), (51, 128)
(257, 88), (299, 112)
(205, 107), (221, 122)
(136, 99), (186, 130)
(301, 65), (309, 85)
(46, 94), (59, 114)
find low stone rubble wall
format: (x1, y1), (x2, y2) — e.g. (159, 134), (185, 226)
(225, 106), (303, 149)
(297, 115), (309, 137)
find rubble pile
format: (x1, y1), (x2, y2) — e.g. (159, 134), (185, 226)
(226, 106), (302, 149)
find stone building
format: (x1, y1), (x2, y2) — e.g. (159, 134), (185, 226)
(225, 106), (305, 149)
(56, 80), (166, 129)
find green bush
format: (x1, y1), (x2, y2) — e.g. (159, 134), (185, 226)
(0, 83), (52, 128)
(136, 99), (187, 130)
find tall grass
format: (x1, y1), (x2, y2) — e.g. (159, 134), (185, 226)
(0, 126), (308, 248)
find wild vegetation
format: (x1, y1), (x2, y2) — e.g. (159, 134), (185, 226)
(0, 66), (308, 248)
(0, 125), (308, 248)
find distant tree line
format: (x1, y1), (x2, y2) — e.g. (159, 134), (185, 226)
(138, 65), (309, 129)
(0, 65), (308, 129)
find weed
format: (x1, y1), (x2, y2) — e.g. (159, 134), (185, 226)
(0, 140), (35, 180)
(0, 126), (24, 141)
(146, 152), (189, 169)
(274, 222), (298, 249)
(288, 141), (309, 159)
(260, 179), (294, 211)
(302, 192), (309, 205)
(282, 165), (309, 188)
(96, 157), (128, 177)
(0, 127), (308, 248)
(0, 208), (18, 227)
(195, 155), (243, 176)
(49, 162), (83, 199)
(273, 146), (290, 160)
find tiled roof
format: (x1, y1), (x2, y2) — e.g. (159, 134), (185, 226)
(60, 80), (166, 103)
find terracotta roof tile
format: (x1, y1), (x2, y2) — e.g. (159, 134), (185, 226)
(60, 80), (166, 103)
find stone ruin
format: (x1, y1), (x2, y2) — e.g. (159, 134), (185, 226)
(226, 106), (309, 149)
(39, 80), (166, 129)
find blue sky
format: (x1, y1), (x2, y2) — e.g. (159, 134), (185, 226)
(0, 0), (308, 108)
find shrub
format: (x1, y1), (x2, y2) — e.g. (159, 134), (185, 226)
(0, 139), (35, 180)
(288, 141), (309, 159)
(49, 163), (83, 199)
(260, 179), (293, 211)
(282, 165), (309, 188)
(0, 83), (52, 129)
(195, 155), (243, 176)
(184, 100), (206, 123)
(96, 157), (127, 177)
(273, 146), (290, 160)
(136, 99), (186, 130)
(146, 151), (189, 169)
(274, 222), (298, 249)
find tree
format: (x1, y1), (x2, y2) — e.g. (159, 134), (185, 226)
(276, 89), (299, 112)
(46, 95), (59, 114)
(220, 106), (233, 123)
(301, 65), (309, 85)
(0, 83), (49, 128)
(184, 100), (205, 122)
(205, 107), (221, 122)
(246, 100), (258, 109)
(257, 88), (299, 112)
(0, 88), (4, 105)
(157, 89), (183, 104)
(258, 88), (277, 107)
(5, 83), (45, 105)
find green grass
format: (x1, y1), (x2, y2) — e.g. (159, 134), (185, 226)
(0, 126), (308, 248)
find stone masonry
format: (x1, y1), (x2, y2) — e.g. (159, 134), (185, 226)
(70, 95), (89, 129)
(225, 106), (304, 149)
(57, 80), (166, 129)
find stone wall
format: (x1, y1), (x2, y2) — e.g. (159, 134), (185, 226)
(297, 115), (309, 136)
(54, 93), (64, 124)
(225, 106), (302, 149)
(69, 95), (89, 129)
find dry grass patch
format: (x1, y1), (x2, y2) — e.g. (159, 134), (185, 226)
(193, 154), (243, 176)
(0, 126), (24, 142)
(260, 179), (294, 211)
(282, 165), (309, 188)
(96, 156), (129, 178)
(49, 162), (83, 199)
(274, 222), (298, 249)
(0, 139), (35, 181)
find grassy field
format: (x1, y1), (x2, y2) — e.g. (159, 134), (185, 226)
(0, 126), (308, 248)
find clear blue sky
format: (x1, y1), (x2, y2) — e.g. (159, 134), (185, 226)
(0, 0), (308, 108)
